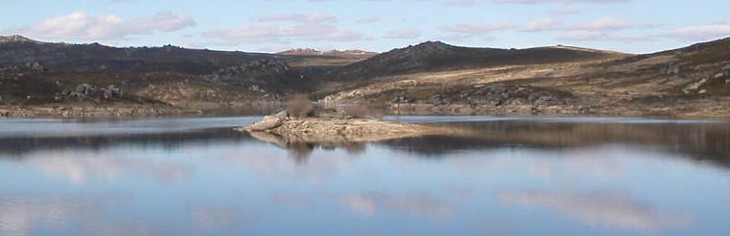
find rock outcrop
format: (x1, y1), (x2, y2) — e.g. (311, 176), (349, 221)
(235, 111), (454, 143)
(56, 83), (124, 100)
(203, 59), (290, 85)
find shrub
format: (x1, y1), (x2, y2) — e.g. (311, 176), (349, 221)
(286, 94), (315, 118)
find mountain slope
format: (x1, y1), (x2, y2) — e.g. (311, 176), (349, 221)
(329, 41), (628, 80)
(0, 37), (309, 106)
(1, 35), (728, 118)
(319, 37), (730, 119)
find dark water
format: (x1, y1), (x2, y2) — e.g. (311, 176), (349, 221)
(0, 116), (728, 236)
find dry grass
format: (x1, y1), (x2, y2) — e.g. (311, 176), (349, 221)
(339, 104), (384, 119)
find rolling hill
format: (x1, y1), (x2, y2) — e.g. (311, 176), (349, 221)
(1, 35), (728, 118)
(328, 41), (628, 80)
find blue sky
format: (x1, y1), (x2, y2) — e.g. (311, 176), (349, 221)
(1, 0), (729, 53)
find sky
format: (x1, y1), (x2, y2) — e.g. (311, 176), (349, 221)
(0, 0), (729, 54)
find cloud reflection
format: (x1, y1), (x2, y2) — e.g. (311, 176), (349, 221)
(497, 190), (691, 231)
(0, 196), (101, 236)
(339, 193), (455, 218)
(22, 150), (192, 184)
(212, 145), (350, 179)
(191, 205), (244, 229)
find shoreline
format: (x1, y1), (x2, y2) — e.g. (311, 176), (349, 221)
(1, 101), (728, 120)
(384, 101), (730, 121)
(0, 102), (283, 118)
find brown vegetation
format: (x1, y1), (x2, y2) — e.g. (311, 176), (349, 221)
(286, 94), (315, 118)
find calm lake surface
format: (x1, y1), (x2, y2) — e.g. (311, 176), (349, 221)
(0, 116), (728, 235)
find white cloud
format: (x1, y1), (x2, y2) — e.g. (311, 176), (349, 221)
(558, 30), (652, 42)
(662, 23), (730, 41)
(307, 0), (483, 5)
(204, 12), (365, 46)
(386, 28), (422, 39)
(443, 22), (515, 33)
(356, 16), (382, 24)
(493, 0), (629, 4)
(441, 22), (515, 40)
(559, 30), (609, 40)
(550, 7), (582, 15)
(255, 13), (337, 23)
(203, 22), (364, 45)
(7, 11), (195, 41)
(523, 17), (561, 32)
(544, 16), (658, 42)
(569, 16), (632, 31)
(442, 0), (476, 6)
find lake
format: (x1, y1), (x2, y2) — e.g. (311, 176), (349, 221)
(0, 116), (728, 235)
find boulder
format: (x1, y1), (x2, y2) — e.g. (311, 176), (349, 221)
(245, 116), (284, 131)
(103, 85), (123, 99)
(75, 84), (97, 96)
(427, 94), (445, 105)
(533, 95), (565, 106)
(273, 110), (289, 119)
(391, 95), (413, 104)
(663, 61), (680, 75)
(682, 78), (707, 94)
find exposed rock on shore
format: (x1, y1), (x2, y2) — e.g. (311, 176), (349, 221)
(236, 114), (444, 143)
(0, 104), (189, 117)
(235, 103), (456, 144)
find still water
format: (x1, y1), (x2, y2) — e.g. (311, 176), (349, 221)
(0, 116), (728, 235)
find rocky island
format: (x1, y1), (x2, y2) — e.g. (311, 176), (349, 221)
(235, 96), (456, 144)
(236, 113), (442, 143)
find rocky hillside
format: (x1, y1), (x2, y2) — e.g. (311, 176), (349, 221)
(329, 41), (627, 80)
(277, 48), (375, 57)
(1, 35), (728, 118)
(320, 38), (730, 119)
(274, 48), (377, 73)
(0, 36), (311, 107)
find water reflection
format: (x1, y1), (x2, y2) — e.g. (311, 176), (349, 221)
(0, 196), (102, 236)
(22, 149), (192, 184)
(1, 118), (728, 169)
(0, 117), (728, 235)
(384, 120), (730, 167)
(338, 193), (455, 218)
(0, 128), (250, 157)
(497, 189), (690, 231)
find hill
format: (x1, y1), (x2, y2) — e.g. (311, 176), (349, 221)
(319, 38), (730, 119)
(0, 37), (311, 109)
(329, 41), (628, 80)
(274, 48), (377, 70)
(1, 35), (728, 118)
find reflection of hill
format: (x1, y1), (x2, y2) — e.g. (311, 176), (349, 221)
(0, 128), (251, 157)
(1, 120), (727, 169)
(381, 121), (730, 167)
